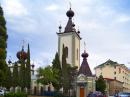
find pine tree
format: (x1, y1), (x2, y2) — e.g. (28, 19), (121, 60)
(52, 52), (62, 91)
(0, 5), (8, 86)
(96, 75), (106, 94)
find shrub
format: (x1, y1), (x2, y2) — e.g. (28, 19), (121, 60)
(4, 92), (27, 97)
(54, 91), (64, 97)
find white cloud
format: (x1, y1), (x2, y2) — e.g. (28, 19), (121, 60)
(3, 0), (28, 17)
(117, 15), (130, 23)
(45, 4), (59, 11)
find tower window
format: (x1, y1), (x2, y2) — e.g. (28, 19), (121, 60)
(77, 49), (78, 60)
(119, 68), (121, 73)
(65, 46), (68, 58)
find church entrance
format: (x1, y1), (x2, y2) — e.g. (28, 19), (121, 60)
(80, 87), (84, 97)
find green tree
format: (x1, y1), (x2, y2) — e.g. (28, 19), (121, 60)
(96, 75), (106, 94)
(37, 66), (59, 86)
(0, 5), (8, 86)
(52, 52), (62, 91)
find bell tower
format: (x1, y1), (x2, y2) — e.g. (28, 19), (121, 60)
(57, 7), (81, 68)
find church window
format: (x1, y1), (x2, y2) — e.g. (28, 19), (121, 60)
(77, 49), (78, 60)
(119, 68), (121, 73)
(65, 46), (68, 58)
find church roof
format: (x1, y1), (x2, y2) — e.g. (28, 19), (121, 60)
(64, 8), (76, 33)
(78, 50), (92, 76)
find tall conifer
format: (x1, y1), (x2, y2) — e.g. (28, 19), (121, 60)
(0, 5), (8, 86)
(12, 63), (20, 88)
(26, 44), (31, 90)
(62, 45), (69, 95)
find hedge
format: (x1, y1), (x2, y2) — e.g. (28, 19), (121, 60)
(4, 92), (27, 97)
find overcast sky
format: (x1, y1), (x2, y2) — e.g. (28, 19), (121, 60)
(1, 0), (130, 73)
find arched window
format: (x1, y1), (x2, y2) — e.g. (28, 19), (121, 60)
(65, 46), (68, 58)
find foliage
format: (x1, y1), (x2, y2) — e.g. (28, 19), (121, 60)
(54, 91), (65, 97)
(52, 52), (61, 69)
(25, 44), (31, 90)
(96, 75), (106, 94)
(12, 63), (20, 87)
(52, 52), (62, 91)
(0, 5), (8, 87)
(4, 66), (12, 89)
(4, 92), (27, 97)
(19, 60), (26, 91)
(62, 45), (70, 95)
(61, 45), (78, 96)
(37, 66), (59, 86)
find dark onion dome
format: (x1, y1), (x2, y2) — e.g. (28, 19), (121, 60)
(78, 50), (92, 76)
(81, 50), (89, 58)
(66, 8), (74, 18)
(59, 25), (62, 29)
(8, 59), (12, 64)
(72, 23), (75, 27)
(31, 64), (35, 69)
(77, 30), (80, 34)
(17, 48), (27, 60)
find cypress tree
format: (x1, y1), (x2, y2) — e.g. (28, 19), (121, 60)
(0, 5), (8, 86)
(19, 48), (26, 91)
(5, 66), (12, 89)
(12, 62), (20, 88)
(26, 44), (31, 91)
(62, 45), (70, 95)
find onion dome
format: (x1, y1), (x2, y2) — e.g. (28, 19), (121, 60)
(8, 59), (12, 64)
(78, 50), (92, 76)
(17, 47), (27, 60)
(72, 23), (75, 27)
(77, 30), (80, 34)
(59, 25), (62, 29)
(81, 50), (89, 58)
(31, 64), (35, 69)
(66, 8), (74, 19)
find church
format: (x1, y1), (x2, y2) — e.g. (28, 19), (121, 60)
(30, 7), (96, 96)
(57, 7), (96, 96)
